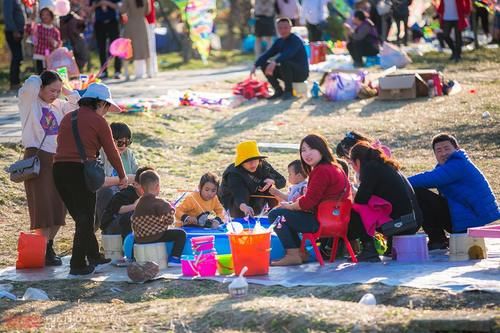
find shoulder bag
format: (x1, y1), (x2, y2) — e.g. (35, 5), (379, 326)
(71, 110), (105, 192)
(380, 172), (422, 237)
(7, 111), (54, 183)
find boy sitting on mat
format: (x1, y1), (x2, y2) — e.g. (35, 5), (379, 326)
(174, 172), (225, 229)
(131, 170), (186, 266)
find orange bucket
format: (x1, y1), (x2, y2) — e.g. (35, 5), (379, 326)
(228, 230), (271, 276)
(16, 232), (46, 269)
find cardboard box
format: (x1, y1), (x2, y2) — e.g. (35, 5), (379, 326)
(378, 73), (428, 100)
(397, 69), (444, 96)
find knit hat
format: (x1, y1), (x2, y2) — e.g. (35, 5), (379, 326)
(234, 140), (267, 167)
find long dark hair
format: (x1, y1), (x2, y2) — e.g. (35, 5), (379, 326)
(40, 70), (62, 87)
(336, 130), (374, 159)
(300, 133), (340, 176)
(350, 141), (400, 170)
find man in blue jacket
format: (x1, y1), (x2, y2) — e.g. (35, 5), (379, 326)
(409, 133), (500, 250)
(251, 17), (309, 100)
(3, 0), (26, 90)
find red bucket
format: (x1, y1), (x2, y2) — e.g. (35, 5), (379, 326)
(16, 232), (46, 269)
(229, 230), (271, 276)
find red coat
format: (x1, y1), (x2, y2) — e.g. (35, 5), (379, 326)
(437, 0), (472, 31)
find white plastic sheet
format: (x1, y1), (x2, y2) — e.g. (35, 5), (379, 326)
(1, 239), (499, 293)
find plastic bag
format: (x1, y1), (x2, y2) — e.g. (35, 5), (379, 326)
(324, 72), (362, 101)
(380, 42), (411, 69)
(22, 288), (50, 301)
(46, 47), (80, 78)
(232, 75), (270, 99)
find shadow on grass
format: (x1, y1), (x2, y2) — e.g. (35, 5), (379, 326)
(133, 132), (165, 148)
(191, 99), (294, 155)
(359, 98), (423, 117)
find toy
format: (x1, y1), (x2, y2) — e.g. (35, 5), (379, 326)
(311, 81), (321, 98)
(179, 92), (194, 106)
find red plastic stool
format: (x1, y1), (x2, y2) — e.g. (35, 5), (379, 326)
(300, 199), (357, 265)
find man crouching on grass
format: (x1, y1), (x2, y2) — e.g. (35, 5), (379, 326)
(408, 133), (500, 250)
(251, 17), (309, 100)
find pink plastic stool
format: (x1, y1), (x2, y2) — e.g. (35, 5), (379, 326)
(392, 234), (429, 262)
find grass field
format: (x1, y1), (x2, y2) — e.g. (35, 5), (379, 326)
(0, 47), (499, 332)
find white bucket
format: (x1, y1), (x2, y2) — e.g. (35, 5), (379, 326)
(293, 81), (309, 97)
(133, 242), (168, 269)
(449, 233), (487, 261)
(102, 234), (123, 260)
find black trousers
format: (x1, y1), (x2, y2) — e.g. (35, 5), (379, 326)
(394, 15), (409, 45)
(5, 31), (23, 86)
(94, 20), (122, 75)
(103, 211), (133, 239)
(442, 20), (463, 58)
(472, 6), (490, 35)
(347, 39), (379, 64)
(261, 61), (309, 93)
(136, 229), (187, 258)
(347, 211), (372, 242)
(53, 162), (100, 268)
(306, 22), (323, 42)
(268, 208), (319, 249)
(35, 60), (45, 74)
(414, 188), (453, 244)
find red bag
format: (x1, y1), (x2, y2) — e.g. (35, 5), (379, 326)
(310, 42), (327, 64)
(232, 75), (270, 99)
(16, 232), (46, 269)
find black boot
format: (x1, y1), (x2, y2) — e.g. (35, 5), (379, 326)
(357, 238), (381, 262)
(88, 253), (111, 266)
(45, 240), (63, 266)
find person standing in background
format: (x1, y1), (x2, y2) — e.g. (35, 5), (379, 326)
(60, 0), (89, 71)
(145, 0), (158, 77)
(90, 0), (122, 79)
(3, 0), (26, 91)
(392, 0), (412, 46)
(253, 0), (276, 56)
(301, 0), (329, 42)
(121, 0), (151, 79)
(437, 0), (471, 62)
(275, 0), (301, 25)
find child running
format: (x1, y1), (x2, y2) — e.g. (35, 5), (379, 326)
(175, 172), (225, 229)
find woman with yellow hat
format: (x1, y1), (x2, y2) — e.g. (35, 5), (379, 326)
(219, 140), (286, 218)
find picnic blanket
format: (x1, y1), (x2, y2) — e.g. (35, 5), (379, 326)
(1, 239), (499, 293)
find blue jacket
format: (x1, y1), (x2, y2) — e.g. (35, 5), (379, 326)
(409, 150), (500, 232)
(3, 0), (25, 32)
(255, 33), (309, 73)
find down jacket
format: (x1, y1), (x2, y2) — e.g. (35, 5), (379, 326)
(409, 150), (500, 232)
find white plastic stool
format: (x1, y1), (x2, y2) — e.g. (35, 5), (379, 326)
(134, 242), (168, 269)
(293, 81), (309, 98)
(449, 233), (487, 261)
(102, 234), (123, 260)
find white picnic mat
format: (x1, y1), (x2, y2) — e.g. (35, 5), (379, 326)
(1, 239), (499, 293)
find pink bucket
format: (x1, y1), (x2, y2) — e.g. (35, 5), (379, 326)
(191, 235), (215, 252)
(181, 254), (217, 277)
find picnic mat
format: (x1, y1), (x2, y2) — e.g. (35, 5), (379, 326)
(1, 238), (499, 294)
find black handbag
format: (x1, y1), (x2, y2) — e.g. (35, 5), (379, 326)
(380, 172), (422, 237)
(7, 113), (54, 183)
(71, 111), (105, 193)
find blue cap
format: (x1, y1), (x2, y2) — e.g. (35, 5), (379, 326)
(81, 83), (121, 113)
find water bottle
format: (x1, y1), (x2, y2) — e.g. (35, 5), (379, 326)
(311, 81), (320, 98)
(427, 79), (435, 98)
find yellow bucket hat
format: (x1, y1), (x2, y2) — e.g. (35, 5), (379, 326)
(234, 140), (267, 167)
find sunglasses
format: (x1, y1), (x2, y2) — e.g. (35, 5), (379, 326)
(114, 138), (132, 147)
